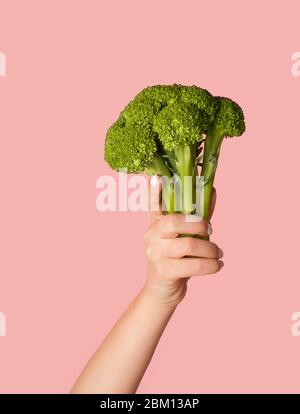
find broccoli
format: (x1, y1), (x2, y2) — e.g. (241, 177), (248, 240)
(104, 84), (245, 233)
(105, 116), (175, 211)
(152, 102), (209, 214)
(200, 96), (245, 219)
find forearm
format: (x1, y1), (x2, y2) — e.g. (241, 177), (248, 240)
(71, 286), (177, 394)
(71, 204), (222, 394)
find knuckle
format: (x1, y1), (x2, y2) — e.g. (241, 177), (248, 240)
(196, 220), (207, 234)
(145, 244), (162, 261)
(165, 214), (180, 232)
(145, 245), (153, 258)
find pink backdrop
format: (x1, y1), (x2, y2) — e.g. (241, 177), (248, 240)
(0, 0), (300, 393)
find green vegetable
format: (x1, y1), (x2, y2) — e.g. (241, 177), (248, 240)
(201, 97), (245, 219)
(104, 84), (245, 236)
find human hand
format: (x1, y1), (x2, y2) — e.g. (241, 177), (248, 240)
(143, 183), (223, 307)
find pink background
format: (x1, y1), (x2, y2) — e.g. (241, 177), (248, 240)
(0, 0), (300, 393)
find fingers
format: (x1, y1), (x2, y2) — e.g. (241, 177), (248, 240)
(164, 257), (223, 279)
(158, 237), (223, 259)
(145, 185), (224, 283)
(153, 213), (211, 239)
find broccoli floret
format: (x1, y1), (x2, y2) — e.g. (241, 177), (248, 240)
(136, 84), (182, 107)
(104, 120), (157, 174)
(121, 97), (158, 127)
(200, 96), (246, 219)
(122, 84), (182, 126)
(153, 102), (207, 150)
(104, 116), (173, 177)
(104, 113), (174, 210)
(180, 85), (216, 119)
(211, 96), (245, 137)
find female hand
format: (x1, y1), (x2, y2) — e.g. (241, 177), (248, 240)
(71, 182), (223, 394)
(143, 185), (223, 307)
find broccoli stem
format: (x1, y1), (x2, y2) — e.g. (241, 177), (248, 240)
(201, 130), (224, 220)
(174, 144), (197, 214)
(174, 144), (210, 242)
(145, 153), (175, 213)
(164, 150), (178, 172)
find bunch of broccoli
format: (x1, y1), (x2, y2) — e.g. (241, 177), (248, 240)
(104, 84), (245, 223)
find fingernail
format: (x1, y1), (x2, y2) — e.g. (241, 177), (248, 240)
(218, 248), (223, 258)
(185, 214), (203, 222)
(207, 223), (213, 235)
(219, 260), (224, 268)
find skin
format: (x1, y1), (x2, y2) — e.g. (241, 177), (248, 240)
(71, 184), (223, 394)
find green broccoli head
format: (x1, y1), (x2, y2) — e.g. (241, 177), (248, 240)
(121, 95), (158, 127)
(138, 84), (182, 105)
(104, 117), (157, 173)
(104, 84), (246, 218)
(153, 102), (209, 151)
(180, 85), (217, 119)
(212, 96), (246, 137)
(121, 84), (182, 126)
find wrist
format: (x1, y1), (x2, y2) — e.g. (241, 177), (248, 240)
(141, 278), (187, 310)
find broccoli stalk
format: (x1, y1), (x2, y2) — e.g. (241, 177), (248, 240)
(173, 144), (197, 214)
(144, 152), (175, 213)
(201, 131), (222, 220)
(200, 97), (246, 220)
